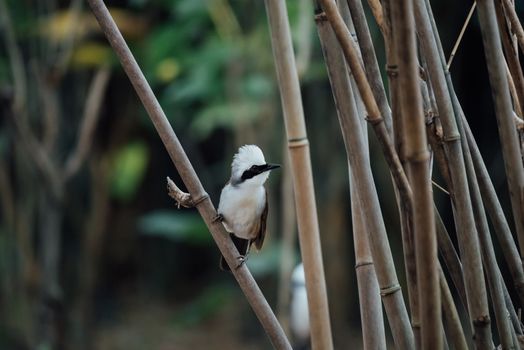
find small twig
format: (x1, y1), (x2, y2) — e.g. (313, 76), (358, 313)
(63, 67), (111, 181)
(447, 2), (476, 69)
(166, 177), (194, 208)
(432, 180), (450, 195)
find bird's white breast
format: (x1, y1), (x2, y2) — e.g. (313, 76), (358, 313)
(218, 183), (266, 240)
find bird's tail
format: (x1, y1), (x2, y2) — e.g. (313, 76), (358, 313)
(219, 233), (250, 271)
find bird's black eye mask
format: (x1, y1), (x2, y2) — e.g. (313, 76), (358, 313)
(240, 164), (280, 182)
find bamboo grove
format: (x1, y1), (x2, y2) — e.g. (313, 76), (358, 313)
(85, 0), (524, 348)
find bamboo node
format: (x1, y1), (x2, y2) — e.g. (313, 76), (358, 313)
(405, 150), (431, 163)
(472, 315), (491, 327)
(355, 260), (373, 269)
(380, 283), (401, 297)
(288, 137), (309, 148)
(314, 11), (327, 23)
(365, 115), (383, 126)
(442, 133), (461, 142)
(166, 176), (209, 208)
(386, 64), (398, 77)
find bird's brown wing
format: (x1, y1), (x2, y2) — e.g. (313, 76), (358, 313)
(253, 188), (268, 250)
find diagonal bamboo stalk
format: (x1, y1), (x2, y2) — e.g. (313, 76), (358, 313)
(463, 116), (524, 306)
(500, 0), (524, 55)
(315, 8), (414, 349)
(439, 267), (468, 350)
(476, 0), (524, 261)
(263, 1), (333, 349)
(390, 0), (440, 348)
(86, 1), (291, 348)
(414, 0), (493, 347)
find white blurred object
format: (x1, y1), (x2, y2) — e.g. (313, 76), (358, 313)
(290, 263), (310, 348)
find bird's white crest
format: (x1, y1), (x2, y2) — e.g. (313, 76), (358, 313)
(231, 145), (266, 182)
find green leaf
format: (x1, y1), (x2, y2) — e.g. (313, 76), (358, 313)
(109, 141), (149, 201)
(138, 210), (211, 245)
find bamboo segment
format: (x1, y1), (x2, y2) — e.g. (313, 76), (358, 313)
(263, 1), (334, 349)
(476, 0), (524, 263)
(86, 1), (292, 349)
(414, 0), (493, 347)
(440, 267), (468, 350)
(390, 0), (440, 348)
(316, 11), (414, 350)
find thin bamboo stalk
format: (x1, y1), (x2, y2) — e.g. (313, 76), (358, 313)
(86, 1), (291, 348)
(439, 267), (468, 350)
(423, 0), (524, 310)
(500, 0), (524, 55)
(263, 1), (333, 349)
(346, 0), (392, 133)
(344, 2), (423, 343)
(414, 1), (493, 347)
(495, 1), (524, 116)
(315, 9), (414, 349)
(349, 84), (387, 350)
(463, 117), (524, 306)
(476, 0), (524, 261)
(390, 0), (440, 348)
(458, 103), (514, 348)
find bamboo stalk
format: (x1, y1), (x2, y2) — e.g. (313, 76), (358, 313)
(495, 1), (524, 116)
(463, 117), (524, 306)
(349, 89), (387, 350)
(414, 1), (493, 347)
(439, 267), (469, 350)
(86, 1), (291, 348)
(457, 101), (514, 348)
(500, 0), (524, 55)
(390, 0), (440, 348)
(346, 0), (392, 133)
(476, 0), (524, 261)
(263, 1), (333, 349)
(315, 9), (414, 349)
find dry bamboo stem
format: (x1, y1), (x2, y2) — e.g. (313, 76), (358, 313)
(463, 117), (524, 306)
(346, 0), (392, 133)
(315, 10), (414, 349)
(263, 1), (333, 349)
(476, 0), (524, 260)
(495, 1), (524, 116)
(414, 1), (493, 347)
(86, 1), (291, 348)
(344, 1), (421, 342)
(435, 209), (468, 311)
(439, 267), (469, 350)
(348, 77), (387, 350)
(317, 0), (413, 217)
(500, 0), (524, 55)
(457, 102), (514, 348)
(390, 0), (440, 348)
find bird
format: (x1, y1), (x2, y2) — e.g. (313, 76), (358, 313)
(216, 145), (280, 271)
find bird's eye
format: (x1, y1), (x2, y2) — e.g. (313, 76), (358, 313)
(250, 165), (257, 170)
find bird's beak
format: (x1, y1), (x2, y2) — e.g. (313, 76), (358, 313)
(262, 163), (281, 172)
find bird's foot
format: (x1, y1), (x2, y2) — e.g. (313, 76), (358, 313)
(235, 255), (247, 270)
(213, 213), (224, 223)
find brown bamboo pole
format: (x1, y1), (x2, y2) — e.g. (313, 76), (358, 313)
(500, 0), (524, 55)
(423, 0), (524, 309)
(338, 7), (387, 346)
(344, 2), (421, 342)
(463, 117), (524, 306)
(346, 0), (392, 133)
(390, 0), (440, 348)
(315, 8), (414, 349)
(414, 0), (493, 347)
(263, 1), (333, 349)
(495, 1), (524, 116)
(439, 267), (469, 350)
(476, 0), (524, 260)
(86, 1), (291, 348)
